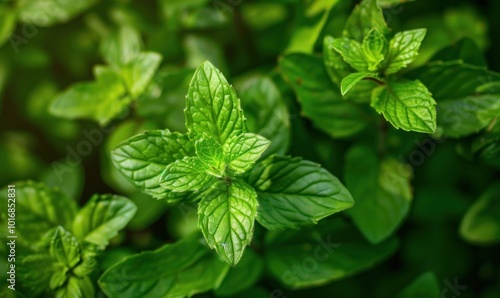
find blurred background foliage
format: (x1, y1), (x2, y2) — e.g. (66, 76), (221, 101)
(0, 0), (499, 297)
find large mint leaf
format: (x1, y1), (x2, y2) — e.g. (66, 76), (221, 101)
(280, 53), (367, 137)
(99, 234), (229, 298)
(19, 0), (97, 26)
(49, 227), (81, 269)
(72, 194), (136, 248)
(437, 95), (500, 138)
(345, 146), (413, 244)
(371, 79), (436, 133)
(185, 61), (246, 144)
(342, 0), (389, 42)
(248, 155), (354, 230)
(330, 38), (367, 72)
(159, 157), (215, 192)
(384, 29), (427, 74)
(111, 130), (195, 199)
(460, 183), (500, 245)
(198, 180), (258, 265)
(224, 133), (271, 175)
(0, 181), (77, 246)
(265, 219), (398, 289)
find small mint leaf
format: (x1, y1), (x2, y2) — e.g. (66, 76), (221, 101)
(160, 157), (216, 192)
(224, 133), (271, 176)
(341, 72), (380, 96)
(330, 38), (368, 72)
(195, 134), (224, 172)
(385, 29), (427, 74)
(362, 28), (388, 71)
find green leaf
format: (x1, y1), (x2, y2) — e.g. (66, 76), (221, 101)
(18, 254), (61, 293)
(215, 249), (264, 296)
(385, 29), (427, 74)
(371, 79), (437, 133)
(49, 227), (81, 268)
(0, 6), (17, 46)
(111, 130), (195, 199)
(343, 0), (389, 42)
(198, 180), (258, 265)
(100, 26), (142, 67)
(73, 244), (101, 277)
(248, 155), (354, 230)
(224, 133), (271, 175)
(265, 219), (398, 289)
(460, 183), (500, 245)
(99, 234), (229, 298)
(280, 53), (367, 138)
(0, 181), (78, 245)
(195, 134), (224, 170)
(120, 52), (162, 98)
(72, 194), (137, 248)
(330, 38), (367, 72)
(341, 72), (379, 96)
(437, 95), (500, 138)
(323, 36), (352, 86)
(185, 61), (246, 144)
(160, 156), (216, 192)
(18, 0), (97, 27)
(362, 28), (388, 71)
(236, 76), (290, 158)
(345, 146), (413, 244)
(396, 272), (440, 298)
(50, 66), (127, 126)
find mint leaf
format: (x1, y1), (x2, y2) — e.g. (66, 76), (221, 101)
(396, 272), (440, 298)
(343, 0), (389, 42)
(215, 249), (264, 296)
(362, 28), (388, 71)
(111, 130), (195, 199)
(265, 219), (398, 289)
(18, 0), (97, 26)
(437, 95), (500, 138)
(280, 53), (367, 138)
(198, 180), (258, 265)
(345, 146), (413, 244)
(341, 72), (379, 96)
(371, 79), (437, 133)
(0, 181), (78, 245)
(385, 29), (427, 74)
(195, 134), (224, 171)
(185, 61), (246, 144)
(120, 52), (162, 98)
(323, 36), (352, 86)
(72, 194), (137, 248)
(100, 26), (142, 67)
(99, 234), (229, 298)
(224, 133), (271, 175)
(248, 155), (354, 230)
(49, 227), (81, 269)
(159, 156), (216, 192)
(460, 183), (500, 245)
(330, 38), (368, 72)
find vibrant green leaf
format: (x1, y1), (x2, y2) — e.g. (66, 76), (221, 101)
(215, 249), (264, 296)
(362, 28), (388, 71)
(49, 226), (81, 268)
(198, 180), (258, 265)
(460, 183), (500, 245)
(343, 0), (389, 42)
(224, 133), (271, 175)
(18, 0), (97, 27)
(185, 61), (246, 144)
(330, 38), (367, 72)
(0, 181), (78, 245)
(323, 35), (352, 86)
(371, 79), (437, 133)
(265, 219), (398, 288)
(99, 234), (229, 298)
(385, 29), (427, 74)
(248, 155), (354, 230)
(340, 72), (379, 96)
(396, 272), (440, 298)
(160, 156), (216, 191)
(280, 53), (367, 137)
(72, 194), (137, 248)
(345, 146), (413, 244)
(120, 52), (162, 98)
(111, 130), (195, 198)
(195, 134), (224, 170)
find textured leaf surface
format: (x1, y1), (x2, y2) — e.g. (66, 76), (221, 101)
(195, 134), (224, 170)
(198, 180), (258, 265)
(345, 146), (413, 244)
(224, 133), (271, 175)
(385, 29), (427, 74)
(362, 28), (388, 71)
(249, 155), (354, 230)
(371, 80), (436, 133)
(185, 61), (246, 144)
(111, 130), (195, 198)
(99, 234), (229, 298)
(50, 227), (81, 268)
(72, 194), (136, 248)
(160, 156), (215, 192)
(330, 38), (367, 72)
(341, 72), (378, 96)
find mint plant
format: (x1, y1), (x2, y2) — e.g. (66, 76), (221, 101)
(111, 61), (354, 266)
(0, 181), (136, 296)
